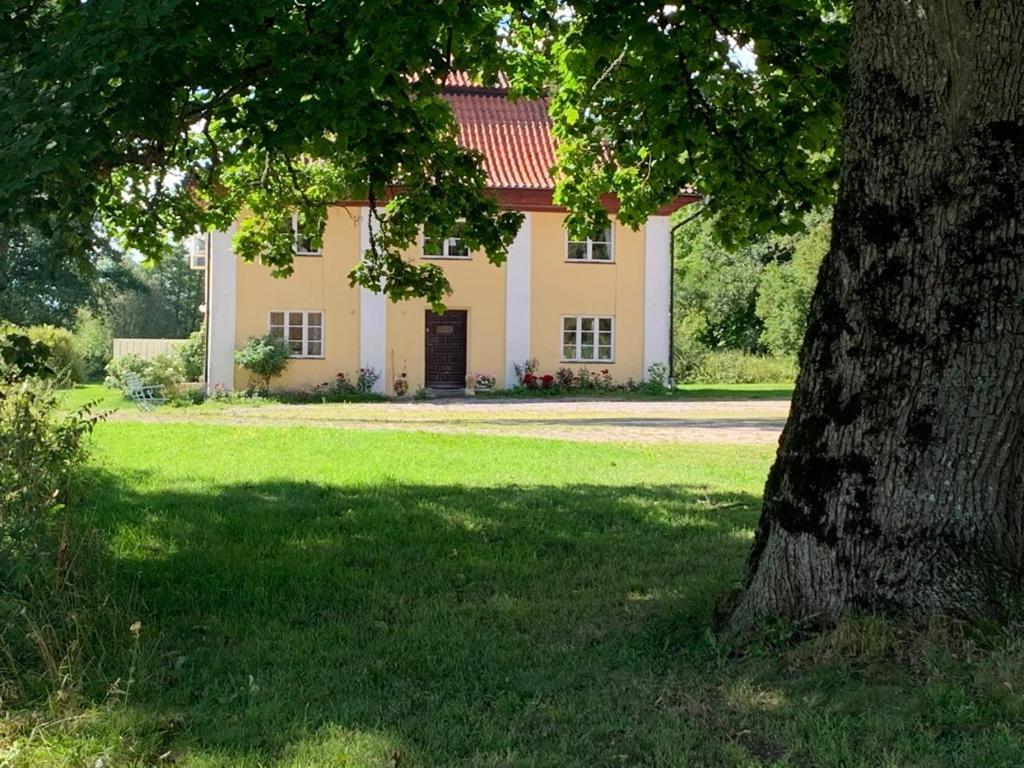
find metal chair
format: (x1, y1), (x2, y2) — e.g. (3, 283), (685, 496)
(123, 372), (166, 410)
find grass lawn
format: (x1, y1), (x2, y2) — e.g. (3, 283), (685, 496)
(6, 420), (1022, 767)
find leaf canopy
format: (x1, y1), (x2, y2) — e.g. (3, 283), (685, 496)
(1, 1), (848, 303)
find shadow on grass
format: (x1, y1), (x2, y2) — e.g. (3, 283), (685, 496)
(672, 386), (794, 401)
(79, 469), (761, 765)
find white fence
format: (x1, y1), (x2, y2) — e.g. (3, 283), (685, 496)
(112, 338), (186, 360)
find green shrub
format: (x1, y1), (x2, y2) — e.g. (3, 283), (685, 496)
(688, 350), (797, 384)
(1, 379), (97, 583)
(23, 325), (86, 385)
(672, 333), (709, 383)
(1, 326), (55, 382)
(0, 375), (113, 705)
(72, 309), (114, 381)
(234, 334), (290, 392)
(178, 325), (206, 381)
(104, 352), (186, 396)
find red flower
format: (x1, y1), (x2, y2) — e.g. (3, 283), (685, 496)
(541, 374), (555, 388)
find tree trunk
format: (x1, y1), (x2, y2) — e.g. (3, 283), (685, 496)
(730, 0), (1024, 630)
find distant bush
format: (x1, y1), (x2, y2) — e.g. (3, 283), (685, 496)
(756, 216), (830, 356)
(178, 325), (206, 381)
(671, 334), (709, 384)
(22, 325), (86, 385)
(105, 352), (186, 396)
(687, 351), (797, 384)
(234, 334), (289, 393)
(72, 310), (113, 381)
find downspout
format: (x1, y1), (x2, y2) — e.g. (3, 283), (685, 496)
(668, 199), (706, 382)
(203, 231), (212, 388)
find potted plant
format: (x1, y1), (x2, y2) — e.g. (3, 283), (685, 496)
(393, 372), (409, 396)
(475, 373), (496, 392)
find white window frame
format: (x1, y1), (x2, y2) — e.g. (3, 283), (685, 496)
(422, 222), (471, 260)
(560, 315), (615, 363)
(188, 233), (208, 270)
(566, 225), (615, 263)
(284, 212), (321, 257)
(268, 309), (325, 359)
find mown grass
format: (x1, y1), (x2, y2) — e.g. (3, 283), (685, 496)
(4, 422), (1022, 767)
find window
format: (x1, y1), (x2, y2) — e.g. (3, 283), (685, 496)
(562, 316), (614, 362)
(423, 222), (470, 259)
(269, 310), (324, 358)
(188, 234), (207, 270)
(280, 213), (321, 256)
(567, 226), (614, 262)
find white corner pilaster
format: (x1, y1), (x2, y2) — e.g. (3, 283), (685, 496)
(359, 207), (388, 393)
(504, 213), (532, 387)
(643, 215), (672, 378)
(207, 225), (237, 391)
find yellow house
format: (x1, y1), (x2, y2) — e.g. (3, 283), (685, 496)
(203, 77), (697, 394)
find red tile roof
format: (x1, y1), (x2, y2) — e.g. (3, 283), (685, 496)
(443, 80), (555, 190)
(337, 75), (697, 213)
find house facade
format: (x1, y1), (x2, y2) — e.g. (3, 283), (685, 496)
(203, 78), (697, 394)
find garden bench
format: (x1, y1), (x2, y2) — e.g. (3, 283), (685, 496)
(123, 372), (166, 410)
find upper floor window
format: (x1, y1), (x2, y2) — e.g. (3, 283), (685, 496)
(269, 310), (324, 358)
(567, 226), (614, 262)
(562, 315), (614, 362)
(280, 213), (321, 256)
(423, 222), (470, 259)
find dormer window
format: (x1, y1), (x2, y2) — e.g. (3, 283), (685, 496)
(567, 226), (614, 262)
(423, 223), (470, 259)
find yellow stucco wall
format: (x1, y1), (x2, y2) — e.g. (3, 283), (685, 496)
(232, 207), (362, 390)
(229, 207), (649, 391)
(529, 213), (646, 382)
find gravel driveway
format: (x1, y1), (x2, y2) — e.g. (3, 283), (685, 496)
(113, 397), (790, 445)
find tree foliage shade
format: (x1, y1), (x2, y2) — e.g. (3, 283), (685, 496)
(0, 0), (542, 306)
(1, 0), (847, 306)
(546, 1), (848, 239)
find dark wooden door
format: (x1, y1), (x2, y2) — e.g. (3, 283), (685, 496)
(425, 310), (467, 389)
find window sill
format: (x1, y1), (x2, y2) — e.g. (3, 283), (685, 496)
(560, 360), (616, 365)
(294, 252), (322, 257)
(423, 255), (472, 261)
(564, 259), (615, 264)
(288, 356), (326, 360)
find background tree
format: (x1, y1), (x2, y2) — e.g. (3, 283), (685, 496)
(755, 214), (831, 357)
(675, 217), (766, 355)
(0, 225), (137, 328)
(672, 210), (830, 382)
(105, 247), (203, 339)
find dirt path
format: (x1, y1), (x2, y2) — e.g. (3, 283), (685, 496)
(110, 397), (790, 445)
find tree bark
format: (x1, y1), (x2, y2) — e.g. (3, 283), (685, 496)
(730, 0), (1024, 630)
